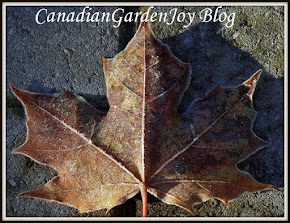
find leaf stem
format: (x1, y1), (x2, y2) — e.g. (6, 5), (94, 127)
(141, 183), (147, 217)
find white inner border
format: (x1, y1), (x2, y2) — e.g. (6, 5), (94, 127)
(2, 1), (288, 222)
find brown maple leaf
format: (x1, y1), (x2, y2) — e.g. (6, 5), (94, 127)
(11, 21), (277, 217)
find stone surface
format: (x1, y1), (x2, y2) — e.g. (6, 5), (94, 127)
(5, 5), (284, 218)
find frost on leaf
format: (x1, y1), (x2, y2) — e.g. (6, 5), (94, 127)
(11, 21), (277, 217)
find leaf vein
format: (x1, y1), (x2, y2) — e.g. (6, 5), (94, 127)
(28, 99), (141, 184)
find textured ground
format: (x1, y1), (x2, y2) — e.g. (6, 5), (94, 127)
(5, 5), (284, 218)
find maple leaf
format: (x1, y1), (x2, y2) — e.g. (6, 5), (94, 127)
(11, 21), (278, 217)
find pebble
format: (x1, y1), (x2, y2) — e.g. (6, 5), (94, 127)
(107, 28), (115, 36)
(8, 178), (16, 186)
(232, 31), (239, 39)
(9, 28), (16, 35)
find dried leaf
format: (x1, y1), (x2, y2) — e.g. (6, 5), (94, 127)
(11, 21), (277, 217)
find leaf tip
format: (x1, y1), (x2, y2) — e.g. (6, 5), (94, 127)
(11, 145), (25, 155)
(17, 191), (31, 199)
(9, 82), (15, 90)
(265, 184), (281, 192)
(255, 138), (271, 152)
(264, 140), (271, 147)
(138, 9), (154, 37)
(245, 69), (262, 86)
(9, 83), (21, 96)
(11, 149), (18, 155)
(9, 83), (32, 104)
(241, 69), (263, 100)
